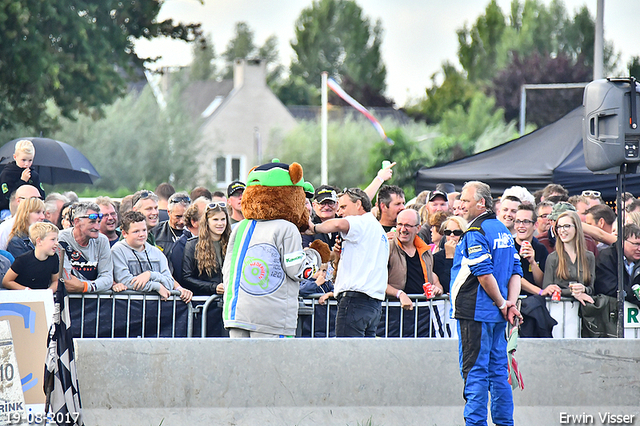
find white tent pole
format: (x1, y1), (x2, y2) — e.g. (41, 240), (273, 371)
(594, 0), (604, 80)
(321, 72), (328, 185)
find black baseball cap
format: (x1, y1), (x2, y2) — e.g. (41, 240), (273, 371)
(313, 185), (338, 203)
(227, 181), (246, 197)
(429, 190), (448, 202)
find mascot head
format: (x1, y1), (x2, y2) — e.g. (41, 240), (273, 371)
(241, 159), (314, 232)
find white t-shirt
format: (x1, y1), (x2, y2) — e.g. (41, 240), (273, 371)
(0, 216), (15, 251)
(334, 212), (389, 300)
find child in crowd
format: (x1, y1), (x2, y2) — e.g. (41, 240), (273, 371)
(2, 222), (59, 291)
(111, 211), (174, 299)
(299, 262), (334, 305)
(0, 140), (46, 215)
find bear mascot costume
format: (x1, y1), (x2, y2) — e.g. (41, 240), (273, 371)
(222, 159), (331, 337)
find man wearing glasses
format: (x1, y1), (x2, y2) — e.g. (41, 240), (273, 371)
(131, 190), (160, 246)
(534, 201), (553, 237)
(96, 196), (121, 247)
(594, 223), (640, 308)
(58, 201), (113, 293)
(303, 185), (339, 249)
(513, 204), (550, 296)
(386, 209), (443, 337)
(313, 188), (388, 337)
(154, 192), (191, 254)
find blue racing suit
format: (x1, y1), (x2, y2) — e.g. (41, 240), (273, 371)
(450, 212), (522, 426)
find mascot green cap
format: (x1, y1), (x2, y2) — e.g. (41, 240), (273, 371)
(246, 158), (314, 194)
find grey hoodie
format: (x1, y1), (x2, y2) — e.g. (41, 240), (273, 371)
(111, 240), (174, 293)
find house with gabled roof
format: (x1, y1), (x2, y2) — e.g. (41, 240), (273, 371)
(177, 58), (298, 189)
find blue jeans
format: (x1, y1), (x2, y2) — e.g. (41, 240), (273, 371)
(335, 292), (381, 337)
(458, 319), (513, 426)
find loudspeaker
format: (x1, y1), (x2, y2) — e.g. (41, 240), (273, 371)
(583, 78), (640, 174)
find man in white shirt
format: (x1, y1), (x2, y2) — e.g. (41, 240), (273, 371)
(313, 188), (389, 337)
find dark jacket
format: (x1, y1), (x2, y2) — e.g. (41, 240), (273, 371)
(166, 229), (192, 285)
(7, 235), (34, 260)
(594, 244), (640, 307)
(433, 250), (453, 294)
(153, 220), (183, 254)
(181, 237), (222, 296)
(0, 162), (45, 210)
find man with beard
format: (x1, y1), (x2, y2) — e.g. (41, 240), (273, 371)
(96, 196), (120, 247)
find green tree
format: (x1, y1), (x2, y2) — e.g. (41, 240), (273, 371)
(52, 86), (200, 192)
(0, 0), (201, 131)
(222, 22), (282, 83)
(289, 0), (389, 106)
(629, 56), (640, 80)
(430, 92), (516, 164)
(272, 76), (320, 106)
(190, 34), (216, 81)
(457, 0), (506, 82)
(458, 0), (617, 84)
(404, 62), (479, 124)
(222, 22), (256, 78)
(367, 129), (431, 199)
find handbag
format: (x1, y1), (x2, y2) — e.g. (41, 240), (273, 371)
(578, 294), (618, 338)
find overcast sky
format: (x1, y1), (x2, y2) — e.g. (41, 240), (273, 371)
(135, 0), (640, 106)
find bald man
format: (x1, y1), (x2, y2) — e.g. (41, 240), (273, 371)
(0, 185), (42, 250)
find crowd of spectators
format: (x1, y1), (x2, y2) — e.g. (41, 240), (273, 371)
(1, 151), (638, 339)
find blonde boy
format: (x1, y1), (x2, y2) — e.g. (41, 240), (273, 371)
(2, 222), (59, 290)
(0, 139), (45, 212)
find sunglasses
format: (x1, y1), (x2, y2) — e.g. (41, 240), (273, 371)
(169, 195), (191, 204)
(206, 202), (227, 211)
(443, 229), (464, 236)
(76, 213), (104, 221)
(132, 190), (155, 206)
(581, 190), (601, 198)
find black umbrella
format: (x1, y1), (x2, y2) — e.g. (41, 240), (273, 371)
(0, 137), (100, 185)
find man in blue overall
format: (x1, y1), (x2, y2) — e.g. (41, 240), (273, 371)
(450, 181), (523, 426)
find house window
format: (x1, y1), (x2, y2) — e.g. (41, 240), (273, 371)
(216, 157), (226, 182)
(215, 155), (246, 187)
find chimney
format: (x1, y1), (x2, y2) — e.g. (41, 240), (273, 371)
(233, 58), (266, 90)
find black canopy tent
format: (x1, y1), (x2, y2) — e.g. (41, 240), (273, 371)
(415, 107), (640, 199)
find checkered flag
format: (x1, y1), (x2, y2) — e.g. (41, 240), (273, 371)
(43, 276), (84, 425)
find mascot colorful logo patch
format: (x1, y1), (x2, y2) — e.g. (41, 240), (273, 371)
(240, 244), (284, 296)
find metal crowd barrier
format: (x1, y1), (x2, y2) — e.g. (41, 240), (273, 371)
(68, 290), (195, 338)
(298, 294), (456, 338)
(68, 292), (640, 339)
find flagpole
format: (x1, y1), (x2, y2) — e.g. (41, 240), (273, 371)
(321, 72), (328, 185)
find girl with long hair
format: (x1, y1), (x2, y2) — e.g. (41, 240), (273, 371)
(7, 197), (45, 258)
(543, 211), (595, 306)
(182, 202), (231, 295)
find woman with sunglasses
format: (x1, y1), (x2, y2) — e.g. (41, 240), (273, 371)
(543, 211), (595, 306)
(428, 211), (450, 254)
(182, 202), (231, 296)
(433, 216), (467, 294)
(7, 197), (46, 259)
